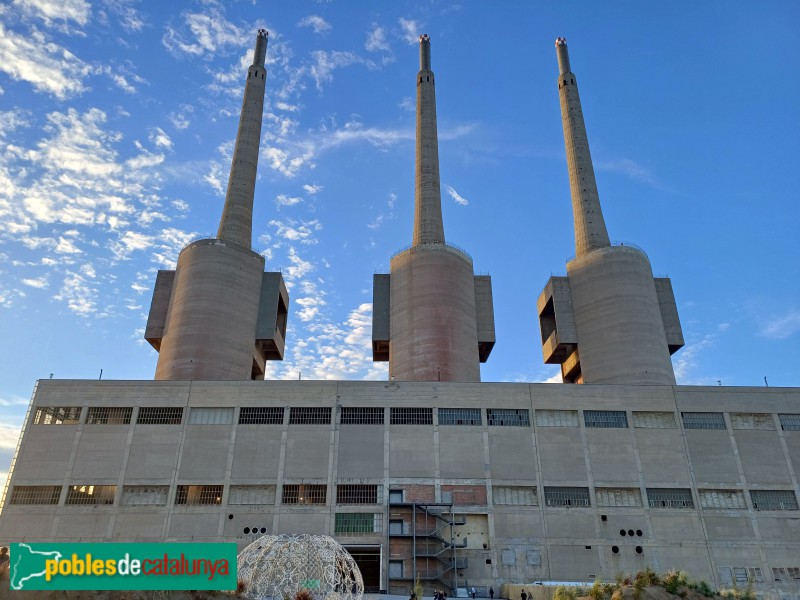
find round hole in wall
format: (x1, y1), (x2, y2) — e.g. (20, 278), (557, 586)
(612, 546), (619, 554)
(635, 546), (643, 554)
(628, 529), (635, 537)
(636, 529), (643, 537)
(619, 529), (626, 536)
(243, 527), (250, 534)
(260, 527), (267, 534)
(228, 514), (233, 520)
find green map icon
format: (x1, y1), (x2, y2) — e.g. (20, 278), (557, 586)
(10, 543), (63, 590)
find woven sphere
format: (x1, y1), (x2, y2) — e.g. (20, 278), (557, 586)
(238, 534), (364, 600)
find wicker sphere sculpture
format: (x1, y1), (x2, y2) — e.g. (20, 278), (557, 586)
(238, 534), (364, 600)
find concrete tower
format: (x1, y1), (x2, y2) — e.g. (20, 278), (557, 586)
(372, 35), (495, 382)
(538, 38), (683, 384)
(145, 29), (288, 381)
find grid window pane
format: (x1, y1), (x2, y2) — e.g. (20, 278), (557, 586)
(487, 409), (530, 427)
(289, 407), (332, 425)
(137, 407), (183, 425)
(175, 485), (223, 505)
(336, 484), (382, 504)
(595, 488), (642, 507)
(535, 410), (578, 427)
(334, 513), (383, 533)
(341, 407), (384, 425)
(584, 410), (628, 428)
(282, 484), (326, 504)
(65, 485), (116, 505)
(750, 490), (798, 511)
(438, 408), (482, 426)
(779, 414), (800, 431)
(632, 411), (676, 429)
(493, 486), (538, 506)
(682, 412), (726, 430)
(544, 486), (590, 507)
(239, 407), (284, 425)
(698, 489), (746, 509)
(33, 406), (81, 425)
(229, 485), (276, 505)
(189, 407), (234, 425)
(390, 408), (433, 425)
(729, 413), (776, 430)
(9, 485), (61, 505)
(121, 485), (169, 506)
(647, 488), (694, 508)
(86, 407), (133, 425)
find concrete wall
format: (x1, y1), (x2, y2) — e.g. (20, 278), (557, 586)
(2, 379), (800, 597)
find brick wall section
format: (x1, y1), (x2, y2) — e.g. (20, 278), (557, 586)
(398, 483), (436, 502)
(443, 484), (487, 505)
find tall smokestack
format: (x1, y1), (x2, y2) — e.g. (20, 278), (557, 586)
(413, 34), (445, 246)
(555, 37), (610, 257)
(217, 29), (269, 247)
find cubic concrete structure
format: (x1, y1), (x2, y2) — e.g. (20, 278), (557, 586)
(145, 29), (288, 381)
(537, 38), (683, 385)
(1, 32), (799, 600)
(372, 35), (495, 382)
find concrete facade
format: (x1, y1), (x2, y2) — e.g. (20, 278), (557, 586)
(1, 380), (799, 597)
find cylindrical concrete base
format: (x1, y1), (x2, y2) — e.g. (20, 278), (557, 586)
(567, 246), (675, 385)
(389, 244), (480, 382)
(155, 239), (264, 380)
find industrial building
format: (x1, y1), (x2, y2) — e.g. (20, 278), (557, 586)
(1, 31), (798, 598)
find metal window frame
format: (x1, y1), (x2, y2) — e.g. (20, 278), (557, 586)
(334, 512), (383, 533)
(85, 407), (133, 425)
(390, 407), (433, 425)
(174, 484), (224, 505)
(698, 489), (747, 509)
(595, 487), (643, 507)
(239, 407), (284, 425)
(289, 407), (332, 425)
(681, 412), (726, 430)
(646, 487), (694, 508)
(535, 409), (579, 427)
(438, 408), (482, 426)
(340, 407), (384, 425)
(65, 484), (116, 505)
(778, 413), (800, 431)
(492, 486), (538, 506)
(543, 486), (590, 507)
(584, 410), (628, 428)
(33, 406), (82, 425)
(137, 407), (183, 425)
(632, 411), (676, 429)
(750, 489), (799, 511)
(282, 484), (327, 505)
(486, 408), (530, 427)
(188, 407), (234, 425)
(336, 484), (382, 505)
(9, 485), (62, 505)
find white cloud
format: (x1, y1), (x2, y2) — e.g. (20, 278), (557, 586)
(309, 50), (362, 91)
(276, 194), (302, 208)
(297, 15), (331, 35)
(284, 246), (314, 282)
(169, 106), (193, 130)
(368, 192), (397, 230)
(0, 422), (22, 450)
(149, 127), (173, 150)
(398, 97), (415, 112)
(445, 184), (469, 206)
(0, 23), (90, 99)
(163, 8), (245, 58)
(270, 218), (321, 245)
(275, 102), (300, 113)
(398, 18), (420, 44)
(303, 184), (322, 195)
(13, 0), (91, 26)
(366, 24), (390, 52)
(673, 332), (718, 385)
(595, 157), (665, 189)
(296, 295), (326, 322)
(110, 230), (154, 260)
(53, 270), (96, 315)
(22, 276), (49, 289)
(760, 309), (800, 340)
(55, 236), (82, 254)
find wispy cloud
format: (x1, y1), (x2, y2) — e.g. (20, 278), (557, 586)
(398, 18), (420, 44)
(445, 184), (469, 206)
(366, 23), (390, 52)
(595, 157), (666, 189)
(162, 7), (245, 59)
(14, 0), (91, 27)
(275, 194), (302, 208)
(0, 422), (22, 450)
(297, 15), (331, 35)
(760, 308), (800, 340)
(309, 50), (362, 91)
(303, 184), (322, 195)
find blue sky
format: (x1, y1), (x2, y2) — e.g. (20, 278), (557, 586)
(1, 1), (799, 485)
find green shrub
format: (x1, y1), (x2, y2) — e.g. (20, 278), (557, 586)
(588, 579), (617, 600)
(554, 586), (578, 600)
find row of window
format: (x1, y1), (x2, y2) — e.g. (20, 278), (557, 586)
(11, 482), (797, 512)
(9, 483), (383, 507)
(717, 566), (800, 584)
(490, 485), (799, 511)
(33, 405), (800, 430)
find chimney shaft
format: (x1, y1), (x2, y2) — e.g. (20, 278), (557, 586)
(216, 29), (269, 247)
(555, 37), (611, 256)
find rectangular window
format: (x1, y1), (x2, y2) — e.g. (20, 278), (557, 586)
(336, 484), (382, 505)
(65, 485), (116, 505)
(121, 485), (169, 506)
(535, 409), (578, 427)
(732, 567), (763, 583)
(340, 407), (384, 425)
(33, 406), (81, 425)
(647, 488), (694, 508)
(388, 560), (404, 578)
(175, 485), (223, 505)
(388, 490), (404, 504)
(282, 484), (326, 505)
(779, 414), (800, 431)
(188, 407), (234, 425)
(584, 410), (628, 428)
(543, 486), (590, 507)
(390, 407), (433, 425)
(228, 485), (276, 505)
(120, 485), (169, 506)
(729, 413), (775, 430)
(85, 407), (133, 425)
(698, 489), (747, 509)
(137, 407), (183, 425)
(595, 488), (643, 507)
(493, 486), (538, 506)
(750, 489), (799, 511)
(487, 409), (530, 427)
(682, 412), (726, 430)
(772, 568), (800, 582)
(334, 513), (383, 533)
(9, 485), (61, 505)
(289, 407), (331, 425)
(239, 407), (284, 425)
(438, 408), (482, 426)
(632, 411), (676, 429)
